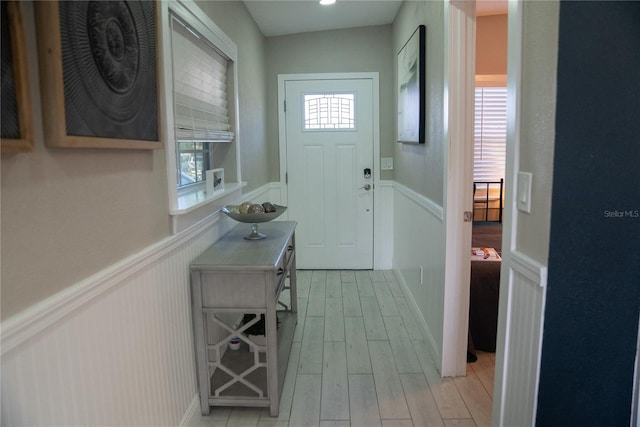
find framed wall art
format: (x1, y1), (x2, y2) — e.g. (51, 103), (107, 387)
(36, 1), (161, 149)
(206, 168), (224, 195)
(1, 1), (34, 152)
(397, 25), (426, 144)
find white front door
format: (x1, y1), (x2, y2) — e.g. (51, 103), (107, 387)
(283, 78), (374, 269)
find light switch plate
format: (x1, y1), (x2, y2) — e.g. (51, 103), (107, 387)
(381, 157), (393, 170)
(517, 171), (533, 213)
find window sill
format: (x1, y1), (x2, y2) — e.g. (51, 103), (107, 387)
(171, 181), (247, 216)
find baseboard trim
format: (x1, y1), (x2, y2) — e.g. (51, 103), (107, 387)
(179, 395), (201, 427)
(393, 268), (442, 370)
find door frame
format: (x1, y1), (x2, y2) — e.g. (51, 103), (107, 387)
(444, 0), (536, 424)
(442, 0), (476, 377)
(277, 72), (383, 269)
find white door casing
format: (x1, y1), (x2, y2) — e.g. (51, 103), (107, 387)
(278, 74), (378, 269)
(442, 0), (476, 377)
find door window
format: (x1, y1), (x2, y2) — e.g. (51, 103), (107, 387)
(303, 93), (355, 130)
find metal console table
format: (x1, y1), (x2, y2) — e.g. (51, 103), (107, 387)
(190, 221), (297, 416)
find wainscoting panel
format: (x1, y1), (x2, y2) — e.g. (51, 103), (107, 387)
(495, 251), (547, 426)
(391, 182), (445, 369)
(375, 180), (394, 270)
(0, 190), (267, 426)
(265, 180), (394, 271)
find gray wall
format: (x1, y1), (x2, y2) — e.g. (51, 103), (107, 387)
(1, 1), (267, 320)
(0, 2), (171, 320)
(265, 25), (394, 181)
(516, 1), (559, 263)
(196, 1), (269, 193)
(392, 1), (445, 204)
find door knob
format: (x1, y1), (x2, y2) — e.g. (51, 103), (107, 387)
(360, 184), (371, 191)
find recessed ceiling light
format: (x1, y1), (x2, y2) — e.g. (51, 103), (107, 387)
(319, 0), (336, 5)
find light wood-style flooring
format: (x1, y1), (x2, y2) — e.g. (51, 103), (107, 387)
(190, 270), (494, 427)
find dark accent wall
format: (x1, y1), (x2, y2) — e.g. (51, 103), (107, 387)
(537, 1), (640, 425)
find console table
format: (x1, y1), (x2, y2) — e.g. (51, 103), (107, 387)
(190, 221), (297, 416)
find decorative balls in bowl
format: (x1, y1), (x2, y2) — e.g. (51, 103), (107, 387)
(222, 202), (287, 223)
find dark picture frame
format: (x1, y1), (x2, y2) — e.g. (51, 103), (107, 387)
(397, 25), (426, 144)
(1, 1), (34, 152)
(36, 1), (161, 149)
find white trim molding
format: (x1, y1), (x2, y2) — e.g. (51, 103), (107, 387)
(493, 0), (524, 423)
(1, 211), (229, 354)
(179, 395), (202, 427)
(160, 0), (242, 226)
(249, 180), (395, 270)
(375, 180), (394, 270)
(0, 183), (277, 427)
(391, 180), (446, 372)
(394, 268), (441, 364)
(511, 250), (548, 287)
(442, 0), (476, 377)
(494, 250), (548, 426)
(393, 180), (444, 221)
(1, 214), (231, 425)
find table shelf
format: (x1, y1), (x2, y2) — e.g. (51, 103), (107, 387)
(207, 311), (296, 405)
(190, 222), (297, 417)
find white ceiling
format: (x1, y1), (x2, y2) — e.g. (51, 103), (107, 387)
(243, 0), (403, 37)
(243, 0), (507, 38)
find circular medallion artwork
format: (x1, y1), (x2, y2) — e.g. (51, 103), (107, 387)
(59, 1), (157, 141)
(87, 1), (139, 94)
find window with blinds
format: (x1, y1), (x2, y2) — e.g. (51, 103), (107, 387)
(474, 87), (507, 182)
(170, 14), (234, 187)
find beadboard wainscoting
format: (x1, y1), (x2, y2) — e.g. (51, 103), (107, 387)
(494, 250), (547, 426)
(391, 182), (446, 371)
(0, 185), (275, 427)
(0, 181), (394, 426)
(375, 180), (394, 270)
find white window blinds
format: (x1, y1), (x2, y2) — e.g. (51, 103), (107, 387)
(474, 87), (507, 182)
(170, 15), (234, 143)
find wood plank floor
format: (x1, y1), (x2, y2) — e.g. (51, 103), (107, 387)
(190, 270), (494, 427)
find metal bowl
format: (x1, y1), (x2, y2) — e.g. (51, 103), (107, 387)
(221, 204), (287, 224)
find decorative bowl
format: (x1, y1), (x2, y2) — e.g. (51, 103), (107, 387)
(222, 204), (287, 223)
(221, 204), (287, 239)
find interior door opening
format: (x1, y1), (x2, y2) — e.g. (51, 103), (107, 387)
(465, 0), (508, 388)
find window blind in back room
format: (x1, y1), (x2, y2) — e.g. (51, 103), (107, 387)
(474, 87), (507, 182)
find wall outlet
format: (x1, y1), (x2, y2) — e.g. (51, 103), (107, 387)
(381, 157), (394, 171)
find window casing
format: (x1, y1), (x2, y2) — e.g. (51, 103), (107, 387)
(161, 1), (242, 231)
(170, 13), (234, 188)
